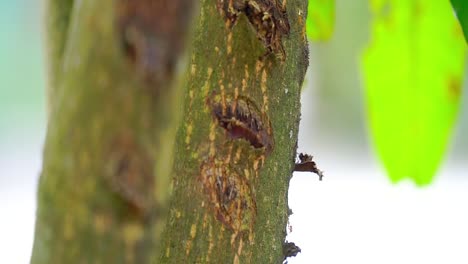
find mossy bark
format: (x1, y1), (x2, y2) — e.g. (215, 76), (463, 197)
(159, 0), (308, 262)
(44, 0), (74, 106)
(32, 0), (184, 262)
(32, 0), (309, 263)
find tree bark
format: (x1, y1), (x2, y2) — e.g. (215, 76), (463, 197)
(31, 0), (308, 263)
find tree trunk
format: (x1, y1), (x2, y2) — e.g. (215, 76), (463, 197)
(31, 0), (308, 263)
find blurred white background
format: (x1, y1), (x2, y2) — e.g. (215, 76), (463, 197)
(0, 0), (467, 263)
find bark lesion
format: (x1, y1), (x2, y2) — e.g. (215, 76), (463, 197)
(115, 0), (195, 85)
(104, 132), (155, 215)
(216, 0), (290, 60)
(208, 93), (274, 154)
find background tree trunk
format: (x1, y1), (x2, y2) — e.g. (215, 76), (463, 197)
(31, 0), (308, 263)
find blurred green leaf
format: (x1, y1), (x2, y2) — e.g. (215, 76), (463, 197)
(306, 0), (334, 40)
(451, 0), (468, 43)
(362, 0), (466, 185)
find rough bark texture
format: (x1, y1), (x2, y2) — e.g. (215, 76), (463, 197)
(32, 0), (193, 262)
(44, 0), (74, 106)
(32, 0), (308, 263)
(159, 0), (308, 262)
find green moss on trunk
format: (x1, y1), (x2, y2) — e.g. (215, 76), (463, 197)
(159, 0), (308, 263)
(32, 0), (183, 262)
(45, 0), (74, 105)
(32, 0), (308, 263)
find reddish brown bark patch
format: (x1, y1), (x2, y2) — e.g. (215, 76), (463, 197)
(217, 0), (290, 60)
(200, 160), (256, 232)
(105, 133), (154, 214)
(209, 94), (274, 154)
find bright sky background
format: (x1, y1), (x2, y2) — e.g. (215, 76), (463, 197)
(286, 86), (468, 263)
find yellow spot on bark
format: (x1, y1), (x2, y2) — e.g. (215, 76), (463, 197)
(234, 87), (239, 100)
(227, 32), (233, 55)
(244, 169), (250, 179)
(263, 96), (269, 112)
(224, 144), (234, 164)
(215, 46), (220, 53)
(237, 239), (244, 261)
(209, 123), (217, 157)
(253, 159), (260, 171)
(255, 60), (264, 76)
(94, 214), (111, 234)
(190, 224), (197, 239)
(209, 123), (216, 141)
(186, 223), (199, 256)
(206, 225), (214, 262)
(176, 210), (182, 218)
(261, 69), (269, 112)
(202, 212), (209, 230)
(185, 124), (193, 146)
(260, 70), (267, 93)
(231, 232), (237, 246)
(202, 68), (214, 97)
(220, 84), (225, 99)
(166, 247), (170, 258)
(185, 240), (192, 256)
(191, 64), (197, 75)
(123, 223), (143, 245)
(208, 67), (213, 77)
(234, 147), (242, 163)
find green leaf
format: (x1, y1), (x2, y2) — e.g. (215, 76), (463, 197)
(450, 0), (468, 43)
(362, 0), (466, 185)
(306, 0), (335, 40)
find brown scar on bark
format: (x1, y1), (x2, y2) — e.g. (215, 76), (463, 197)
(115, 0), (194, 85)
(105, 133), (154, 215)
(294, 153), (324, 180)
(200, 160), (257, 232)
(216, 0), (290, 61)
(208, 93), (274, 154)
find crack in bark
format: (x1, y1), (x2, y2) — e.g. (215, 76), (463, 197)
(217, 0), (290, 60)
